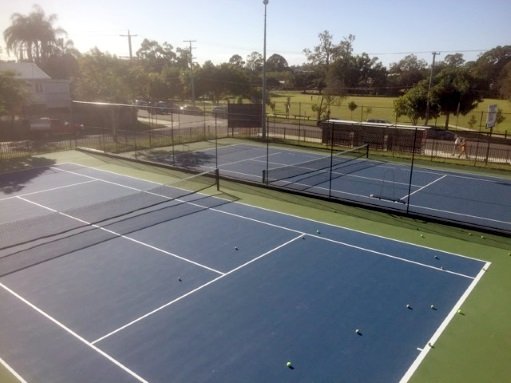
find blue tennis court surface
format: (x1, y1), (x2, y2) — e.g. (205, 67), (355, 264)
(160, 142), (510, 234)
(0, 163), (489, 382)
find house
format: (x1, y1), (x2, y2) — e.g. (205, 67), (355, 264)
(0, 62), (71, 116)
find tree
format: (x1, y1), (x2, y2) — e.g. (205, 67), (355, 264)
(0, 71), (29, 127)
(73, 48), (133, 102)
(245, 51), (263, 72)
(40, 37), (80, 80)
(3, 5), (65, 65)
(443, 53), (465, 68)
(348, 101), (358, 119)
(228, 54), (245, 67)
(470, 45), (511, 97)
(136, 39), (176, 72)
(194, 62), (251, 102)
(499, 61), (511, 99)
(432, 67), (482, 129)
(394, 81), (435, 125)
(387, 54), (428, 96)
(266, 53), (289, 72)
(303, 30), (343, 67)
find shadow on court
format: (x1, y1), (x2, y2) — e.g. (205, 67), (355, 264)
(0, 157), (56, 194)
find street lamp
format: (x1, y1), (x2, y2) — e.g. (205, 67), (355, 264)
(262, 0), (268, 139)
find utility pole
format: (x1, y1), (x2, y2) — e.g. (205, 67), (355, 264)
(425, 51), (440, 126)
(183, 40), (197, 104)
(120, 30), (137, 60)
(262, 0), (269, 139)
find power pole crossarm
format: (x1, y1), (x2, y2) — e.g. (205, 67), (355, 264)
(120, 30), (137, 60)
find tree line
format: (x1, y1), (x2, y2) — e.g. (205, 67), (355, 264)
(1, 5), (511, 126)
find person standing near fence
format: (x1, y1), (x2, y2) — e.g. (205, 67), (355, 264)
(453, 135), (461, 156)
(458, 137), (467, 158)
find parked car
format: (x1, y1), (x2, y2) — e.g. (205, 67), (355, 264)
(180, 105), (203, 115)
(426, 127), (457, 140)
(367, 119), (391, 124)
(29, 117), (84, 137)
(212, 105), (227, 118)
(135, 99), (149, 110)
(150, 100), (178, 114)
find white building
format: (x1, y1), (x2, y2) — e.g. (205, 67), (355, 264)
(0, 62), (71, 114)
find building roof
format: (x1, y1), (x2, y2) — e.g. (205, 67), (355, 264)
(0, 62), (51, 80)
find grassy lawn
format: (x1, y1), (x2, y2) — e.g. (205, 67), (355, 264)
(271, 91), (511, 135)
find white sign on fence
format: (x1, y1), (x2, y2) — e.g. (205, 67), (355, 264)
(486, 104), (498, 128)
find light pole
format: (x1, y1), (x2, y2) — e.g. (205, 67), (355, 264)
(262, 0), (268, 139)
(425, 51), (440, 126)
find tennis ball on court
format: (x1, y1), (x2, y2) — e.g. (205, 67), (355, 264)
(480, 235), (485, 239)
(457, 309), (463, 314)
(234, 246), (239, 250)
(316, 229), (320, 234)
(286, 361), (292, 368)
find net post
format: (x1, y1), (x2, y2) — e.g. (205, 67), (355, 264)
(365, 143), (369, 158)
(215, 168), (220, 191)
(262, 169), (267, 185)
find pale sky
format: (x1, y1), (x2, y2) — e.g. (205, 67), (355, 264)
(1, 0), (510, 67)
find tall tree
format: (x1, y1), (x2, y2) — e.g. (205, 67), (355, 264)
(432, 67), (482, 129)
(73, 48), (133, 102)
(228, 54), (245, 67)
(394, 81), (434, 124)
(266, 53), (289, 72)
(245, 51), (263, 72)
(387, 54), (428, 96)
(471, 45), (511, 97)
(0, 70), (29, 117)
(3, 5), (65, 65)
(136, 39), (176, 72)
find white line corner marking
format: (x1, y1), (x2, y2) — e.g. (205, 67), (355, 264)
(0, 282), (149, 383)
(399, 261), (491, 383)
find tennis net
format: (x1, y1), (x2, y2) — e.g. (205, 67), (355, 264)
(263, 144), (369, 185)
(0, 166), (221, 277)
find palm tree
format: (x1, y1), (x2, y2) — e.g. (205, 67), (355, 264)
(3, 5), (65, 64)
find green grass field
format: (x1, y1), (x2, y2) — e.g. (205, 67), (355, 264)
(270, 91), (511, 135)
(1, 149), (510, 382)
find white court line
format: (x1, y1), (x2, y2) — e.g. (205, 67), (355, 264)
(92, 234), (304, 344)
(0, 179), (97, 201)
(400, 175), (447, 201)
(0, 282), (149, 383)
(0, 357), (27, 383)
(310, 233), (475, 280)
(16, 196), (224, 276)
(55, 164), (484, 278)
(217, 151), (282, 168)
(408, 202), (511, 225)
(399, 261), (492, 383)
